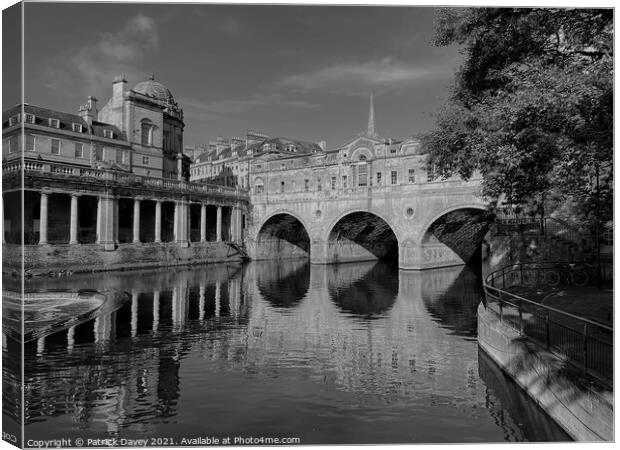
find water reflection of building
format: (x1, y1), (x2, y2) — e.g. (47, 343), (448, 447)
(244, 263), (483, 400)
(14, 263), (486, 432)
(15, 266), (248, 429)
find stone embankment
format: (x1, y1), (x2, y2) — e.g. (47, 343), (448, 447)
(478, 303), (613, 441)
(3, 242), (246, 277)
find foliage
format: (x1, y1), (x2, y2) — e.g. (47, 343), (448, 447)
(423, 8), (613, 226)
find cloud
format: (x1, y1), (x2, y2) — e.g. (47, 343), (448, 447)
(277, 57), (447, 95)
(179, 92), (319, 118)
(44, 14), (158, 98)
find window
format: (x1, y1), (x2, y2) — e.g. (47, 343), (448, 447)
(141, 120), (153, 146)
(8, 136), (18, 153)
(26, 134), (35, 151)
(48, 118), (60, 128)
(390, 147), (397, 154)
(256, 184), (264, 194)
(142, 156), (149, 165)
(116, 150), (124, 164)
(342, 175), (348, 188)
(8, 114), (20, 126)
(426, 165), (435, 182)
(72, 123), (83, 133)
(408, 168), (415, 183)
(94, 145), (104, 161)
(391, 170), (398, 185)
(358, 163), (368, 186)
(51, 139), (60, 155)
(331, 176), (336, 190)
(74, 143), (84, 158)
(317, 178), (322, 191)
(280, 181), (285, 193)
(376, 172), (382, 185)
(25, 113), (35, 124)
(103, 129), (114, 139)
(304, 179), (309, 192)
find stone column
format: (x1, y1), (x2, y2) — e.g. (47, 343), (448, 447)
(96, 196), (101, 243)
(216, 206), (222, 242)
(154, 200), (162, 243)
(39, 192), (49, 244)
(97, 194), (118, 251)
(132, 199), (141, 243)
(231, 208), (238, 242)
(200, 204), (207, 242)
(234, 208), (243, 242)
(69, 194), (79, 244)
(174, 199), (189, 246)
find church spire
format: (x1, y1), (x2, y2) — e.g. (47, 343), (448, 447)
(367, 93), (377, 138)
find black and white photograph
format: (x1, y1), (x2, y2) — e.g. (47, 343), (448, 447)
(1, 1), (614, 447)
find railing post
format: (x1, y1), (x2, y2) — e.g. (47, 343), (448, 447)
(502, 267), (506, 289)
(545, 310), (551, 349)
(583, 323), (588, 374)
(499, 298), (503, 323)
(518, 300), (524, 336)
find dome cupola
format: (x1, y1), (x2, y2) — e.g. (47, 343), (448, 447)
(133, 74), (175, 104)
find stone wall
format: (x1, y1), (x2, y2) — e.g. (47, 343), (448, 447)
(3, 242), (244, 275)
(478, 303), (613, 441)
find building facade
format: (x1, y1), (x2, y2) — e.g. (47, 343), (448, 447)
(2, 75), (249, 274)
(189, 131), (324, 189)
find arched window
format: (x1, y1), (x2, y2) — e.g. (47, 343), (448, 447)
(141, 119), (154, 146)
(254, 178), (265, 194)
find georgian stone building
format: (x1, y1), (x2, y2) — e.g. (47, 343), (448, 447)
(189, 131), (324, 189)
(2, 75), (248, 273)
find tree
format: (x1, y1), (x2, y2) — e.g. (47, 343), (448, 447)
(423, 8), (613, 227)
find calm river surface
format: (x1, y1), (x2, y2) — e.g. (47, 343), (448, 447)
(5, 260), (570, 444)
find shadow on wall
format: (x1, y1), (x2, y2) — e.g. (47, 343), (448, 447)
(424, 208), (495, 268)
(328, 212), (399, 262)
(477, 348), (572, 441)
(477, 304), (613, 441)
(256, 214), (310, 258)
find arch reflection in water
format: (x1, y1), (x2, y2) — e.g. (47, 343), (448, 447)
(255, 259), (310, 308)
(415, 266), (485, 338)
(14, 261), (570, 443)
(326, 261), (398, 318)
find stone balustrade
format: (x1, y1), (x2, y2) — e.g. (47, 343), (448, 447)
(4, 160), (250, 200)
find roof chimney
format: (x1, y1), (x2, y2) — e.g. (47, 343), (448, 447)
(79, 96), (98, 125)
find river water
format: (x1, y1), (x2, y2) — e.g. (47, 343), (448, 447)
(4, 260), (569, 444)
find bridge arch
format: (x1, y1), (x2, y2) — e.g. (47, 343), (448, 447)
(420, 204), (493, 267)
(326, 209), (399, 264)
(254, 211), (311, 259)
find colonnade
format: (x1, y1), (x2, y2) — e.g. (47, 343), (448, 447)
(34, 277), (244, 353)
(34, 190), (244, 249)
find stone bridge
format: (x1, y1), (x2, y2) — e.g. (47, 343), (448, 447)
(246, 177), (491, 270)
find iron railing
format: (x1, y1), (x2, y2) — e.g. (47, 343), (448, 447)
(483, 262), (613, 384)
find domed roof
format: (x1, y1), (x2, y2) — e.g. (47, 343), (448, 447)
(133, 74), (174, 104)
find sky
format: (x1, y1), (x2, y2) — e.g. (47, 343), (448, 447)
(6, 2), (466, 149)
